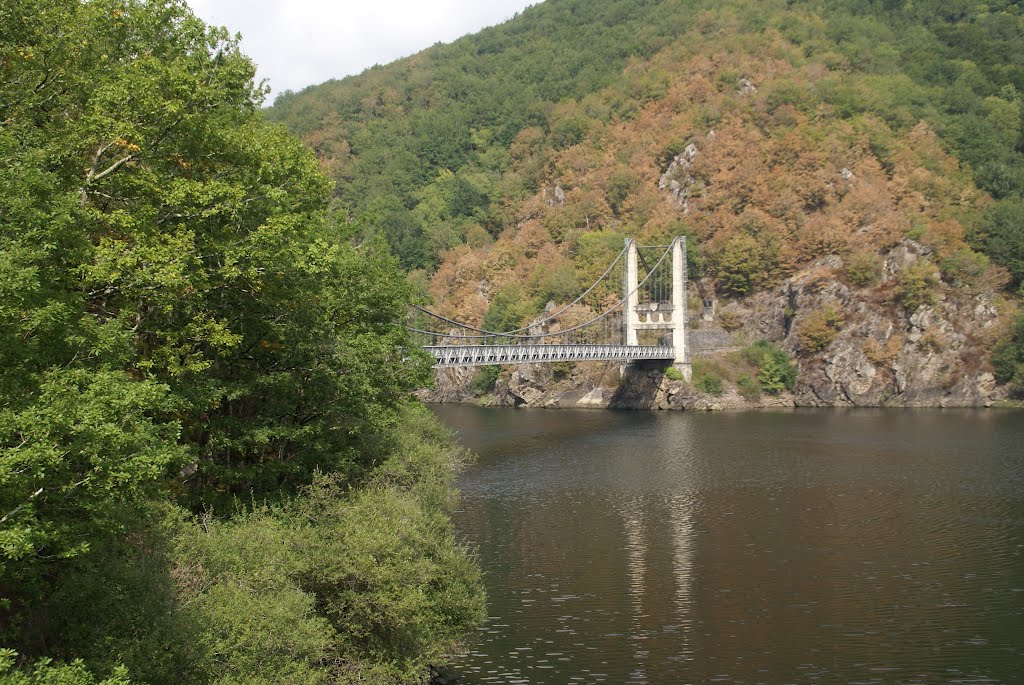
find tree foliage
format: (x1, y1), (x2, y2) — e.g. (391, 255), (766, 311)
(743, 340), (799, 394)
(991, 312), (1024, 397)
(896, 261), (940, 313)
(973, 198), (1024, 288)
(267, 0), (1023, 327)
(0, 1), (479, 681)
(797, 305), (846, 353)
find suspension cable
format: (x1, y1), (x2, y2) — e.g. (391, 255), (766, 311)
(412, 240), (676, 341)
(411, 241), (629, 336)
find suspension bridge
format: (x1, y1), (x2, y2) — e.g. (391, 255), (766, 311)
(407, 237), (692, 377)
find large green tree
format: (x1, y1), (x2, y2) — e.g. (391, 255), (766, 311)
(1, 1), (479, 682)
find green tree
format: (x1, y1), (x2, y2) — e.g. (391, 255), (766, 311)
(896, 261), (940, 312)
(2, 1), (467, 681)
(743, 340), (799, 393)
(973, 198), (1024, 288)
(713, 233), (777, 296)
(483, 285), (541, 335)
(991, 312), (1024, 397)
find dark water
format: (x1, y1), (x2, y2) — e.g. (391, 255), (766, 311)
(432, 406), (1024, 685)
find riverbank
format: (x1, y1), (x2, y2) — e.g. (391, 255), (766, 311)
(419, 354), (1010, 410)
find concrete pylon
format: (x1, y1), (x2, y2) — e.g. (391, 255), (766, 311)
(671, 237), (692, 380)
(624, 238), (639, 346)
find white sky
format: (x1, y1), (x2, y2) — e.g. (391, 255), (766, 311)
(187, 0), (538, 98)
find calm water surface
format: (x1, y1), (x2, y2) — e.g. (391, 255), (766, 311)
(432, 406), (1024, 685)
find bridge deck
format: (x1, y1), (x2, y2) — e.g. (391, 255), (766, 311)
(426, 344), (674, 367)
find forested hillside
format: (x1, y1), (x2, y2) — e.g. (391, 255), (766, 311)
(269, 0), (1024, 404)
(0, 1), (483, 683)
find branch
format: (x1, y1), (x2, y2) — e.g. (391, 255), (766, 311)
(86, 152), (137, 185)
(0, 487), (44, 525)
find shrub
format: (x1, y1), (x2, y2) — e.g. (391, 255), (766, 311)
(483, 286), (540, 335)
(471, 366), (501, 393)
(863, 336), (903, 366)
(919, 330), (946, 353)
(797, 305), (845, 353)
(697, 374), (724, 395)
(550, 115), (590, 149)
(718, 307), (743, 331)
(551, 361), (576, 380)
(906, 222), (927, 241)
(657, 137), (690, 170)
(606, 168), (639, 215)
(665, 366), (685, 382)
(743, 340), (799, 393)
(737, 373), (762, 400)
(691, 361), (724, 395)
(714, 234), (766, 296)
(896, 262), (939, 312)
(972, 198), (1024, 288)
(939, 247), (991, 286)
(844, 251), (882, 287)
(758, 353), (799, 393)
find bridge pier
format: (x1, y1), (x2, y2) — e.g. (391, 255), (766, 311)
(624, 239), (640, 346)
(671, 237), (692, 381)
(624, 237), (691, 381)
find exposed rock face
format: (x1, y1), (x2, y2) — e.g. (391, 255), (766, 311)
(658, 141), (702, 212)
(496, 362), (622, 408)
(421, 359), (797, 411)
(544, 184), (567, 206)
(416, 367), (477, 403)
(777, 243), (1004, 407)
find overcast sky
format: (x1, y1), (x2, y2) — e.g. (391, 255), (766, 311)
(187, 0), (538, 98)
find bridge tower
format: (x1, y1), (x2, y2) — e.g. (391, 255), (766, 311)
(624, 237), (692, 380)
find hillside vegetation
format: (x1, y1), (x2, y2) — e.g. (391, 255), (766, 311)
(269, 0), (1024, 400)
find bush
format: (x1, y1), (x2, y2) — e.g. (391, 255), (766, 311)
(606, 168), (639, 215)
(844, 251), (882, 287)
(471, 366), (501, 393)
(0, 653), (130, 685)
(174, 406), (487, 685)
(665, 366), (685, 381)
(697, 374), (724, 395)
(714, 233), (770, 296)
(940, 248), (991, 286)
(973, 198), (1024, 288)
(550, 115), (590, 149)
(737, 373), (762, 400)
(483, 286), (540, 335)
(743, 340), (799, 393)
(551, 361), (576, 380)
(796, 305), (845, 353)
(657, 137), (690, 170)
(896, 262), (940, 312)
(691, 361), (724, 395)
(717, 307), (743, 331)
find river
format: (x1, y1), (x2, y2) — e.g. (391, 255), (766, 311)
(432, 406), (1024, 685)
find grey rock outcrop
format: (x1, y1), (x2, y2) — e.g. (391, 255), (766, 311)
(658, 142), (701, 212)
